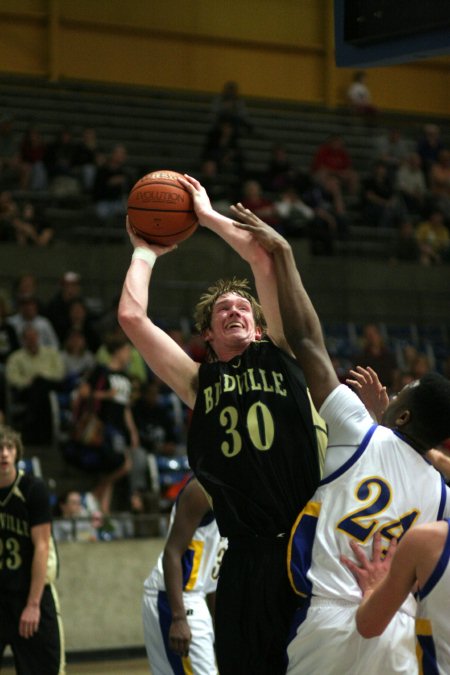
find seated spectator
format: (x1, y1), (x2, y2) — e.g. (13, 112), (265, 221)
(52, 490), (97, 542)
(132, 380), (177, 457)
(210, 80), (253, 137)
(0, 191), (53, 246)
(95, 325), (148, 384)
(410, 352), (433, 379)
(395, 152), (428, 217)
(0, 296), (19, 416)
(5, 324), (64, 443)
(352, 323), (398, 392)
(45, 270), (84, 343)
(303, 174), (348, 254)
(240, 179), (280, 229)
(60, 328), (96, 393)
(263, 144), (298, 194)
(361, 161), (405, 227)
(415, 209), (450, 265)
(63, 299), (100, 353)
(7, 295), (59, 349)
(274, 187), (315, 236)
(93, 144), (134, 221)
(72, 126), (103, 192)
(0, 115), (24, 190)
(416, 124), (445, 179)
(311, 135), (359, 196)
(19, 124), (48, 190)
(373, 128), (411, 179)
(12, 272), (42, 311)
(346, 71), (378, 118)
(44, 126), (79, 196)
(429, 149), (450, 218)
(389, 219), (421, 264)
(198, 159), (237, 214)
(202, 120), (244, 180)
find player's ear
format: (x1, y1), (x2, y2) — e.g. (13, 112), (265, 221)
(395, 409), (410, 427)
(254, 326), (263, 340)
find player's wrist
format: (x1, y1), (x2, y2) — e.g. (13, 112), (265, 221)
(132, 247), (157, 267)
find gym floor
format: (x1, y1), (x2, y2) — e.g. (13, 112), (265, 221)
(2, 657), (150, 674)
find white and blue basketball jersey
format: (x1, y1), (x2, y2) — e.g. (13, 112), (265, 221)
(416, 520), (450, 675)
(144, 499), (223, 597)
(288, 385), (449, 605)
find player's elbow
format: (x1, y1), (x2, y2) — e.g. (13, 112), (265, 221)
(118, 304), (144, 335)
(356, 616), (383, 639)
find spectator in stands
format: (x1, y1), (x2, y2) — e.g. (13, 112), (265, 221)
(0, 191), (53, 246)
(302, 174), (348, 254)
(45, 270), (84, 343)
(5, 324), (64, 443)
(202, 120), (244, 181)
(373, 128), (411, 180)
(410, 352), (433, 379)
(92, 143), (134, 221)
(263, 144), (298, 194)
(361, 161), (405, 228)
(429, 149), (450, 218)
(19, 124), (48, 191)
(72, 126), (103, 192)
(8, 296), (59, 349)
(0, 296), (19, 418)
(416, 124), (445, 179)
(274, 187), (315, 237)
(12, 272), (42, 312)
(240, 179), (280, 229)
(95, 325), (148, 384)
(311, 134), (359, 196)
(352, 323), (398, 392)
(67, 333), (146, 514)
(60, 328), (96, 393)
(52, 490), (97, 542)
(63, 298), (100, 353)
(210, 80), (253, 137)
(44, 126), (79, 196)
(389, 219), (421, 264)
(395, 152), (428, 217)
(346, 71), (378, 119)
(198, 159), (237, 214)
(0, 115), (24, 190)
(416, 209), (450, 265)
(132, 380), (178, 457)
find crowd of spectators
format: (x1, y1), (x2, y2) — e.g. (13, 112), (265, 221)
(1, 79), (450, 536)
(1, 77), (450, 260)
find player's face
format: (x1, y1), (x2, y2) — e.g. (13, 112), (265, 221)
(205, 292), (262, 355)
(381, 380), (418, 428)
(0, 440), (18, 484)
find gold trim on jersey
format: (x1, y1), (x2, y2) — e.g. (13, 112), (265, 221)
(287, 501), (321, 597)
(184, 540), (204, 591)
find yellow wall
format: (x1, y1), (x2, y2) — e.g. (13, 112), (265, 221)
(0, 0), (449, 116)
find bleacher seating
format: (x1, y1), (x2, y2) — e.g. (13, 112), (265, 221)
(2, 73), (450, 255)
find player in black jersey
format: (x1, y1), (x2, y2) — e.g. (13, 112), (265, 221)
(119, 176), (325, 674)
(0, 425), (65, 675)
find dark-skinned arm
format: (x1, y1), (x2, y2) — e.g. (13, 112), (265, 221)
(162, 478), (212, 657)
(232, 204), (339, 410)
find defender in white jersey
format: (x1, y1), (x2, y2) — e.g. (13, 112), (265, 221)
(344, 520), (450, 675)
(142, 478), (226, 675)
(231, 208), (450, 675)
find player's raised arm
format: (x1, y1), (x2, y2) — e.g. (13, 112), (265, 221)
(232, 209), (339, 409)
(179, 175), (287, 348)
(118, 220), (199, 408)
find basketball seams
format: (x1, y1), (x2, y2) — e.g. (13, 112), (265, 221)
(129, 179), (189, 197)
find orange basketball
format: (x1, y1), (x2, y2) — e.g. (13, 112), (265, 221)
(127, 169), (198, 246)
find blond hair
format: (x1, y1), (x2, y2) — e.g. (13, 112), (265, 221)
(194, 278), (266, 360)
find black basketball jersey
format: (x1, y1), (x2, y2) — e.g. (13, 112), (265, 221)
(0, 470), (53, 594)
(188, 339), (321, 538)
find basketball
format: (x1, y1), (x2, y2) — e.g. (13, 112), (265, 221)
(127, 169), (198, 246)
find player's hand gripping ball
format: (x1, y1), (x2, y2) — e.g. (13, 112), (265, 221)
(127, 169), (198, 246)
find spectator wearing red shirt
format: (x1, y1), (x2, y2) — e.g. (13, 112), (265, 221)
(311, 135), (359, 196)
(240, 179), (281, 229)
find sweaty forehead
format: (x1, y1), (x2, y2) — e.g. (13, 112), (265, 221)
(214, 292), (251, 310)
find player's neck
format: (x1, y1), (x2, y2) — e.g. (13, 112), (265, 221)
(0, 466), (17, 489)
